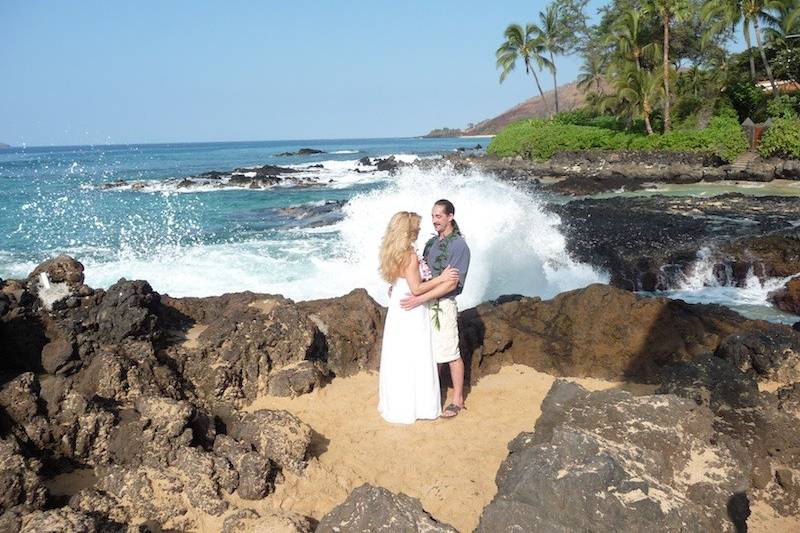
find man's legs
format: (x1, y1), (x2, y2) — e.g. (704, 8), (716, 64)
(448, 357), (465, 407)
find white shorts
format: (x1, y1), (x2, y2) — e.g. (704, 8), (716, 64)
(431, 298), (461, 364)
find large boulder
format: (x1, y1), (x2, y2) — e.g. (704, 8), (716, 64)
(298, 289), (386, 377)
(317, 484), (457, 533)
(459, 284), (753, 383)
(226, 409), (312, 473)
(0, 435), (47, 517)
(92, 279), (161, 344)
(477, 380), (751, 532)
(182, 297), (321, 403)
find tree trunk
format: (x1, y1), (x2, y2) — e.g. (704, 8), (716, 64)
(550, 51), (559, 115)
(752, 17), (780, 97)
(527, 59), (551, 114)
(742, 24), (757, 80)
(662, 13), (672, 133)
(635, 49), (641, 71)
(644, 112), (654, 135)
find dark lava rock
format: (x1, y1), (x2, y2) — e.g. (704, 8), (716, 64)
(542, 174), (646, 196)
(298, 289), (386, 377)
(93, 279), (161, 344)
(41, 338), (75, 375)
(459, 284), (751, 384)
(0, 435), (47, 516)
(267, 360), (330, 397)
(553, 195), (800, 291)
(658, 355), (800, 504)
(276, 148), (325, 156)
(213, 434), (273, 500)
(357, 156), (371, 166)
(477, 380), (750, 532)
(19, 507), (99, 533)
(225, 410), (312, 473)
(317, 484), (457, 533)
(375, 155), (402, 173)
(715, 325), (800, 383)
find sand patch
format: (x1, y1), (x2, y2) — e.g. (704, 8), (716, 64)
(232, 365), (643, 532)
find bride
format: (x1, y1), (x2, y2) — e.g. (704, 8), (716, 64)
(377, 211), (459, 424)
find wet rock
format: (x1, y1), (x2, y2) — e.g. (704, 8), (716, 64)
(375, 155), (402, 173)
(477, 380), (750, 532)
(298, 289), (386, 377)
(267, 360), (330, 397)
(541, 174), (645, 196)
(19, 507), (98, 533)
(226, 410), (312, 473)
(715, 326), (800, 383)
(778, 159), (800, 180)
(317, 484), (457, 532)
(768, 277), (800, 314)
(553, 195), (800, 291)
(357, 156), (371, 166)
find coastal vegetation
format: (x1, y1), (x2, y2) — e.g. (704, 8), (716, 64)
(491, 0), (800, 160)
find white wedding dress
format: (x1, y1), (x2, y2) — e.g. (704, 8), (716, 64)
(378, 276), (441, 424)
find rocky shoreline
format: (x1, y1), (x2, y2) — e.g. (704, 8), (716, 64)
(433, 151), (800, 196)
(97, 156), (407, 192)
(2, 255), (799, 531)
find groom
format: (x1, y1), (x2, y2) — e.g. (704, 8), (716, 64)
(401, 199), (470, 418)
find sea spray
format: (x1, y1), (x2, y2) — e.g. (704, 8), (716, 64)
(53, 164), (606, 304)
(336, 164), (606, 307)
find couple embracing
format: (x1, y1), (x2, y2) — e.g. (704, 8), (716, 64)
(378, 199), (470, 424)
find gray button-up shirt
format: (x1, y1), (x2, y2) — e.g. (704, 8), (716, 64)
(424, 233), (470, 299)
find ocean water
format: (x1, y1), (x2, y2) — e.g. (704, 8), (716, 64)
(0, 138), (795, 323)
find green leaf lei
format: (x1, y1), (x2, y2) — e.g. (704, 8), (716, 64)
(423, 229), (460, 331)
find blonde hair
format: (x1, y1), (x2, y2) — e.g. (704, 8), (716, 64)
(379, 211), (421, 282)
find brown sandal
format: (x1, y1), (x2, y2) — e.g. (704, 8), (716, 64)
(441, 403), (465, 418)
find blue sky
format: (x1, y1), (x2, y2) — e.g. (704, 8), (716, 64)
(1, 1), (662, 145)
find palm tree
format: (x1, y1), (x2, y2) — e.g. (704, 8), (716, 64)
(617, 66), (663, 134)
(763, 0), (800, 48)
(744, 0), (780, 95)
(702, 0), (758, 80)
(577, 55), (606, 94)
(609, 9), (657, 71)
(649, 0), (689, 132)
(529, 5), (567, 114)
(496, 23), (554, 114)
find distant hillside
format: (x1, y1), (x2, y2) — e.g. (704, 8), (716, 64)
(0, 143), (10, 149)
(464, 81), (588, 135)
(423, 127), (464, 138)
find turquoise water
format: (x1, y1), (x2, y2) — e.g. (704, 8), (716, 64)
(1, 138), (796, 324)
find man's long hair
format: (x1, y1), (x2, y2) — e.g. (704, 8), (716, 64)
(434, 199), (461, 235)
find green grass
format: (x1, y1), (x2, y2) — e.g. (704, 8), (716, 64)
(487, 115), (748, 163)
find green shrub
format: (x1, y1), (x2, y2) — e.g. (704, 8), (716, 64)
(758, 117), (800, 159)
(767, 95), (799, 119)
(726, 81), (768, 122)
(713, 97), (739, 120)
(487, 114), (747, 162)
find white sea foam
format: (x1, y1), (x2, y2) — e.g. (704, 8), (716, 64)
(330, 150), (360, 154)
(73, 164), (606, 305)
(652, 247), (799, 323)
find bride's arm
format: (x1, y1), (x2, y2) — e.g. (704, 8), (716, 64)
(403, 252), (458, 296)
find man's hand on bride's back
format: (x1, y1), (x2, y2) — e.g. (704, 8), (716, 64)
(400, 293), (422, 310)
